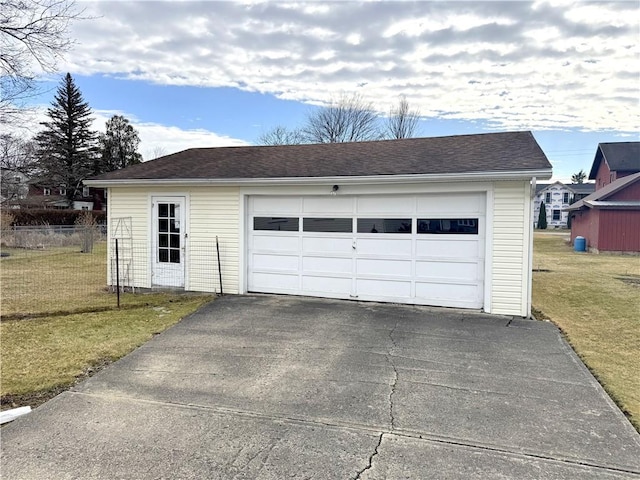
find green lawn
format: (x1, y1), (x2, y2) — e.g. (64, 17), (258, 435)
(532, 233), (640, 430)
(1, 243), (213, 407)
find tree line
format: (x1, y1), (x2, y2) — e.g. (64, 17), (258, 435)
(259, 94), (421, 145)
(1, 73), (142, 204)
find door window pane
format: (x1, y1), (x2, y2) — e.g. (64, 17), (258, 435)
(158, 203), (168, 218)
(169, 249), (180, 263)
(170, 234), (180, 248)
(253, 217), (299, 231)
(417, 219), (478, 234)
(159, 234), (168, 248)
(303, 218), (352, 233)
(159, 219), (168, 232)
(158, 249), (169, 262)
(357, 218), (411, 233)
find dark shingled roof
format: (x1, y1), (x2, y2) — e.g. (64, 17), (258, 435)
(90, 131), (551, 182)
(589, 142), (640, 179)
(567, 172), (640, 211)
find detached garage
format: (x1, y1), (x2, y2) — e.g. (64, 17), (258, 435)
(86, 131), (552, 317)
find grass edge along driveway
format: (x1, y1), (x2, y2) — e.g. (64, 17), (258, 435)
(532, 233), (639, 431)
(1, 295), (212, 409)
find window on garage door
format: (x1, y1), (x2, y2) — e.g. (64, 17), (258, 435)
(357, 218), (412, 233)
(253, 217), (299, 231)
(417, 218), (478, 234)
(303, 218), (353, 233)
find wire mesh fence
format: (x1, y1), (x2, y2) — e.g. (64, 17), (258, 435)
(108, 239), (223, 300)
(1, 226), (220, 319)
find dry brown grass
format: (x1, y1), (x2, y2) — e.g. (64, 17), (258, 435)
(532, 233), (640, 429)
(1, 242), (213, 406)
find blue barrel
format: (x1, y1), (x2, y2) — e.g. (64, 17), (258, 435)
(574, 236), (586, 252)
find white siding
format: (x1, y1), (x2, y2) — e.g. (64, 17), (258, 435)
(491, 181), (530, 316)
(108, 186), (240, 293)
(189, 187), (240, 293)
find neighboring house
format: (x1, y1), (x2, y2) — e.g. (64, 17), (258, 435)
(0, 169), (30, 207)
(568, 141), (640, 253)
(534, 182), (595, 228)
(86, 131), (552, 317)
(589, 141), (640, 189)
(7, 180), (106, 211)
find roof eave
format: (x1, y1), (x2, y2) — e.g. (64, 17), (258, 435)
(85, 168), (553, 188)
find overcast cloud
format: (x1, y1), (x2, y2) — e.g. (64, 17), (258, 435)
(63, 1), (638, 134)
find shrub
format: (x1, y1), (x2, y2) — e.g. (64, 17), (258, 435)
(537, 202), (548, 230)
(7, 209), (106, 226)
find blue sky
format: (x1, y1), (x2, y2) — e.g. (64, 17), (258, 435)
(23, 1), (640, 181)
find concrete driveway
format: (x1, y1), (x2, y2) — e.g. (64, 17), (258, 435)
(2, 295), (639, 479)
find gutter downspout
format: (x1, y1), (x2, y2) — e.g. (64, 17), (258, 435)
(527, 177), (536, 318)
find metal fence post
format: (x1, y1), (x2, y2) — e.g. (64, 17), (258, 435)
(216, 235), (223, 296)
(115, 238), (121, 308)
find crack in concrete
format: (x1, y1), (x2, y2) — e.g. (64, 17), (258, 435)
(353, 433), (383, 480)
(69, 391), (639, 475)
(387, 321), (399, 432)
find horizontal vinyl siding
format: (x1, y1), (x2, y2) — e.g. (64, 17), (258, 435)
(188, 187), (240, 293)
(491, 181), (528, 316)
(108, 187), (152, 288)
(108, 186), (241, 292)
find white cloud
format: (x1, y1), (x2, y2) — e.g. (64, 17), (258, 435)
(11, 107), (248, 160)
(92, 110), (249, 160)
(60, 1), (639, 133)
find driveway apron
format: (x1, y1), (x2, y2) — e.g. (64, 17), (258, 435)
(2, 295), (639, 479)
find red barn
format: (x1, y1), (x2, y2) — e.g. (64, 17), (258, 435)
(568, 142), (640, 253)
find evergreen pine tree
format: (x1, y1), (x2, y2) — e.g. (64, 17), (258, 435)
(35, 73), (98, 202)
(537, 201), (548, 229)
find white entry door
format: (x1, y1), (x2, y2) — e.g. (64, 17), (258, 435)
(152, 197), (186, 287)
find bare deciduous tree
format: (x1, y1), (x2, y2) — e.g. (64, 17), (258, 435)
(0, 0), (80, 125)
(258, 125), (306, 146)
(386, 96), (421, 139)
(0, 133), (38, 204)
(303, 93), (381, 143)
(147, 146), (168, 161)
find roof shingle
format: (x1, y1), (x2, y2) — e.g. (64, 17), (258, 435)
(89, 131), (551, 182)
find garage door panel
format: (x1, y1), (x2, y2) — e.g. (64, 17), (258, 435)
(357, 196), (413, 214)
(252, 235), (299, 252)
(302, 236), (352, 254)
(417, 194), (485, 214)
(357, 238), (412, 256)
(416, 260), (478, 281)
(416, 238), (478, 258)
(251, 272), (299, 291)
(356, 278), (412, 298)
(251, 196), (300, 214)
(303, 196), (353, 214)
(357, 258), (411, 277)
(252, 254), (299, 271)
(415, 282), (481, 306)
(302, 276), (352, 295)
(303, 256), (352, 274)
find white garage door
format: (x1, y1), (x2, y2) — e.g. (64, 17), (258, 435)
(247, 194), (485, 309)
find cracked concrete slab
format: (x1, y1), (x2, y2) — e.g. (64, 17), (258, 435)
(2, 295), (639, 479)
